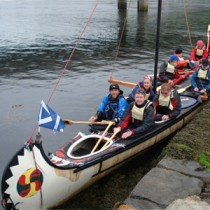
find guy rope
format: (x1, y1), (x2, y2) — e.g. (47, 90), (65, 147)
(109, 0), (132, 80)
(183, 0), (193, 49)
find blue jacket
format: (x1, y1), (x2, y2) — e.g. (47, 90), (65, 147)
(97, 94), (128, 122)
(191, 67), (210, 91)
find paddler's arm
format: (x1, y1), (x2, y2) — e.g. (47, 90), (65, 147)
(128, 84), (140, 101)
(116, 97), (129, 120)
(191, 71), (199, 90)
(202, 50), (208, 60)
(205, 71), (210, 91)
(189, 48), (196, 61)
(168, 93), (181, 119)
(118, 103), (133, 130)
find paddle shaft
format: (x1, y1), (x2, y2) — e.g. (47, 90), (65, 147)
(101, 130), (120, 149)
(109, 70), (193, 92)
(63, 119), (110, 125)
(178, 70), (194, 74)
(91, 122), (113, 154)
(177, 84), (191, 93)
(108, 78), (136, 88)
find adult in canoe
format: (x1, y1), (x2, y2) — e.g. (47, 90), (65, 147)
(191, 58), (210, 95)
(190, 40), (208, 63)
(89, 84), (128, 127)
(153, 83), (181, 121)
(158, 55), (184, 86)
(127, 75), (156, 103)
(175, 48), (196, 70)
(114, 89), (155, 139)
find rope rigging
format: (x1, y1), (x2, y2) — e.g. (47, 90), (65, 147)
(110, 0), (132, 79)
(28, 0), (100, 141)
(183, 0), (193, 49)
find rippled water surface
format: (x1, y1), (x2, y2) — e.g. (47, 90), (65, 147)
(1, 0), (210, 209)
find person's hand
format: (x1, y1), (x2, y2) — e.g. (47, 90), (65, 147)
(181, 75), (185, 79)
(200, 89), (206, 94)
(101, 120), (109, 125)
(121, 130), (132, 139)
(168, 79), (174, 86)
(194, 87), (199, 92)
(89, 116), (97, 122)
(114, 127), (121, 133)
(162, 115), (169, 121)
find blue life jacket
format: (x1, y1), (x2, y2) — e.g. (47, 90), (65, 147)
(105, 94), (123, 120)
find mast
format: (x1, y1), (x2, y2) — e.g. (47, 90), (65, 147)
(153, 0), (162, 93)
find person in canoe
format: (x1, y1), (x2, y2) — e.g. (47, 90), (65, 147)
(127, 75), (156, 103)
(153, 83), (181, 121)
(114, 89), (155, 139)
(190, 40), (208, 64)
(175, 48), (196, 70)
(191, 58), (210, 95)
(89, 84), (128, 130)
(158, 55), (184, 86)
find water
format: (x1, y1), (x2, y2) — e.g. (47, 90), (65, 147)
(0, 0), (210, 209)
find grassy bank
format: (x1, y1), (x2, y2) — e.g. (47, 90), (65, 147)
(159, 102), (210, 170)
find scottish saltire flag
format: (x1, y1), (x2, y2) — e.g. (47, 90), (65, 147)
(38, 100), (65, 132)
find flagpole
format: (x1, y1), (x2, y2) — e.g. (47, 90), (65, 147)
(153, 0), (162, 93)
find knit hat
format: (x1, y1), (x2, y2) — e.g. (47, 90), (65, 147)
(109, 84), (120, 91)
(144, 75), (153, 81)
(169, 55), (179, 62)
(197, 40), (204, 47)
(175, 49), (182, 54)
(201, 59), (209, 66)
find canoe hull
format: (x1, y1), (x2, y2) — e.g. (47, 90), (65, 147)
(1, 94), (204, 209)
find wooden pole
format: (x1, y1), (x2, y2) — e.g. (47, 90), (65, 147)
(138, 0), (148, 12)
(118, 0), (127, 10)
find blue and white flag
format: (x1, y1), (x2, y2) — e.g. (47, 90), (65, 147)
(38, 100), (65, 132)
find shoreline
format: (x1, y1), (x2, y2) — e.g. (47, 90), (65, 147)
(117, 102), (210, 209)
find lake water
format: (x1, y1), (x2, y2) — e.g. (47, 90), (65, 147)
(0, 0), (210, 209)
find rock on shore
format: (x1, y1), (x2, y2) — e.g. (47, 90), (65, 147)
(165, 195), (210, 210)
(121, 158), (210, 210)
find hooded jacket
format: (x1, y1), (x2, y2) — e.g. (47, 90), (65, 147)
(97, 93), (128, 123)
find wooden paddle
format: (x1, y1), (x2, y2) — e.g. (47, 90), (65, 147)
(108, 77), (136, 88)
(177, 84), (191, 93)
(63, 119), (111, 125)
(91, 121), (114, 154)
(178, 70), (195, 75)
(101, 128), (121, 149)
(109, 72), (192, 92)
